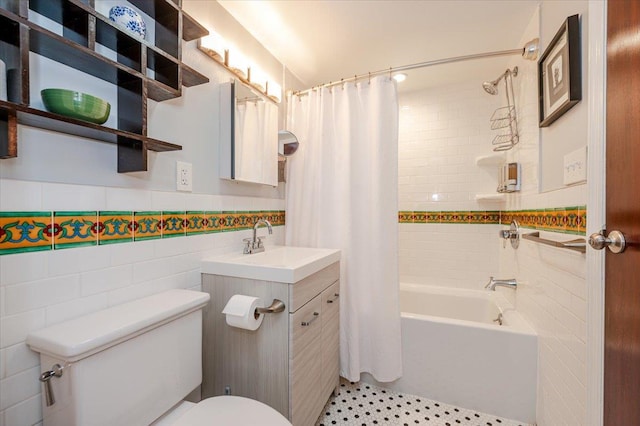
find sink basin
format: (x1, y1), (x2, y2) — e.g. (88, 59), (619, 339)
(201, 246), (341, 283)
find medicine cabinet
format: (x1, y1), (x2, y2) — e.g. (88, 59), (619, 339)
(219, 79), (278, 186)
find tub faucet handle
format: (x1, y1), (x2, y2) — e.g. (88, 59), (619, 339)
(485, 276), (495, 289)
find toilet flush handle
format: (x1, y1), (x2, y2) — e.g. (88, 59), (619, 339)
(40, 364), (64, 407)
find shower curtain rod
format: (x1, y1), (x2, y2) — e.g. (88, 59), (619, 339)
(293, 47), (523, 96)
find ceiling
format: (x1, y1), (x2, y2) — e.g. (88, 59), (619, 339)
(218, 0), (540, 93)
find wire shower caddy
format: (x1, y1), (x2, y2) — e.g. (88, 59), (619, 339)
(490, 67), (519, 151)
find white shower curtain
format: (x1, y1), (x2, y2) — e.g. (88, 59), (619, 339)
(285, 76), (402, 382)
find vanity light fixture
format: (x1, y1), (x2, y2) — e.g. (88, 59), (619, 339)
(249, 64), (268, 92)
(267, 81), (282, 103)
(199, 30), (228, 65)
(197, 28), (281, 103)
(227, 47), (249, 80)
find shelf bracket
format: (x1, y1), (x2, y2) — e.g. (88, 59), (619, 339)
(0, 109), (18, 158)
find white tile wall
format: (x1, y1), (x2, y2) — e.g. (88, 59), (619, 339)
(497, 8), (588, 425)
(398, 79), (504, 289)
(398, 6), (588, 424)
(399, 223), (501, 288)
(499, 235), (587, 426)
(398, 81), (504, 212)
(0, 178), (285, 426)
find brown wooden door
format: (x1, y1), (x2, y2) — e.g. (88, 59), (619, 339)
(604, 1), (640, 424)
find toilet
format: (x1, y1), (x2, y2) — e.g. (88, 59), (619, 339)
(26, 289), (292, 426)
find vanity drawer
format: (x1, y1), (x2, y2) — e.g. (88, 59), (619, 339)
(289, 296), (322, 359)
(289, 262), (340, 312)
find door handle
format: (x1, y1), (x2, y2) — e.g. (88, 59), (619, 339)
(588, 230), (626, 253)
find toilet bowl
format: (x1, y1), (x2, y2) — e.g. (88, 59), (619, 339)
(26, 290), (293, 426)
(153, 396), (291, 426)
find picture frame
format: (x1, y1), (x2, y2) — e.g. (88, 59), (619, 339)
(538, 14), (581, 127)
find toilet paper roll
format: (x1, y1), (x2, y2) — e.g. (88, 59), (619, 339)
(222, 295), (264, 331)
(0, 60), (6, 102)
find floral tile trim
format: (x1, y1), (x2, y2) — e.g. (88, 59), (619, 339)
(53, 211), (98, 249)
(186, 211), (207, 235)
(399, 206), (586, 234)
(399, 211), (501, 225)
(501, 206), (586, 234)
(162, 211), (186, 238)
(134, 211), (162, 241)
(0, 212), (53, 254)
(0, 210), (286, 256)
(98, 211), (133, 245)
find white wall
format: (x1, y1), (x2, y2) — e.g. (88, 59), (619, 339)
(0, 179), (285, 426)
(398, 78), (505, 288)
(539, 1), (590, 192)
(398, 3), (590, 424)
(0, 3), (292, 425)
(0, 0), (290, 199)
(500, 4), (589, 425)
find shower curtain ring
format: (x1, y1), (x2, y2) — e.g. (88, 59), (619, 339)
(368, 72), (371, 85)
(341, 78), (344, 90)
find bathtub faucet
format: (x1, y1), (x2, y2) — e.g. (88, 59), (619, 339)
(485, 276), (517, 291)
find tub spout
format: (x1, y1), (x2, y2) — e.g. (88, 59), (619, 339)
(485, 276), (517, 291)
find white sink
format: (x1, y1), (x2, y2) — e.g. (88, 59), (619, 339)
(201, 246), (341, 283)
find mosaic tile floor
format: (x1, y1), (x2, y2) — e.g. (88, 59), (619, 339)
(315, 379), (531, 426)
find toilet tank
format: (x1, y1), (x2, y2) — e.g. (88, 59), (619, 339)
(26, 289), (210, 426)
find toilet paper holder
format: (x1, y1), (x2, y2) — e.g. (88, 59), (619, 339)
(254, 299), (285, 318)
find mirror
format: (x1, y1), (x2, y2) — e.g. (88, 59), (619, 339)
(278, 130), (299, 156)
(219, 79), (278, 186)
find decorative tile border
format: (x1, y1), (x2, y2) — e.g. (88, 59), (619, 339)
(98, 211), (133, 245)
(501, 206), (586, 235)
(0, 211), (53, 255)
(0, 210), (286, 256)
(399, 206), (586, 235)
(53, 211), (98, 249)
(398, 210), (501, 225)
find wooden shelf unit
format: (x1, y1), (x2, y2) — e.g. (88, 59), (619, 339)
(0, 0), (209, 172)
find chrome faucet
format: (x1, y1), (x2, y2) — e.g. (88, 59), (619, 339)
(485, 276), (518, 291)
(243, 219), (273, 254)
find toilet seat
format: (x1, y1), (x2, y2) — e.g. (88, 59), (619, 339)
(172, 396), (292, 426)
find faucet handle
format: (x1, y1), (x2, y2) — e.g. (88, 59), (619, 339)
(242, 238), (252, 254)
(484, 276), (495, 289)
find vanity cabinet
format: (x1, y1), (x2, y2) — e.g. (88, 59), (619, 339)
(201, 261), (340, 426)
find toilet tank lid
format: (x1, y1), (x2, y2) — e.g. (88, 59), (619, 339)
(26, 289), (210, 360)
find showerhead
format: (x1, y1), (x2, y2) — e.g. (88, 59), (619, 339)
(482, 67), (518, 95)
(482, 81), (499, 95)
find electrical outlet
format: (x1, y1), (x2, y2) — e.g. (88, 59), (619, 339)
(176, 161), (193, 192)
(563, 146), (587, 186)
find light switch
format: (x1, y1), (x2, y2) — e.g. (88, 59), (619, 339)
(563, 146), (587, 186)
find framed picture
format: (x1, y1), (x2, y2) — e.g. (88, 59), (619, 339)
(538, 14), (581, 127)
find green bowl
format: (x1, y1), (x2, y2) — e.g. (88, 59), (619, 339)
(41, 89), (111, 125)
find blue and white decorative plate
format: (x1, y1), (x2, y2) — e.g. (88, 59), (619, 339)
(109, 5), (146, 40)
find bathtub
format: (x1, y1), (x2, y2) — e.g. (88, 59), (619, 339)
(363, 283), (537, 423)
